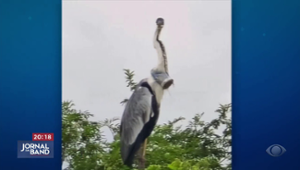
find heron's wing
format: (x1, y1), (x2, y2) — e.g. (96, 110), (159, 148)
(120, 86), (152, 162)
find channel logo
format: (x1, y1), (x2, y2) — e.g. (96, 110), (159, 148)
(266, 144), (286, 157)
(17, 133), (54, 158)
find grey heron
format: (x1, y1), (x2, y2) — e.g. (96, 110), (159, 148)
(120, 18), (173, 168)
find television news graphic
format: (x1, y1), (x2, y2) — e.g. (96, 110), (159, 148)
(32, 133), (54, 141)
(266, 144), (286, 157)
(17, 133), (54, 158)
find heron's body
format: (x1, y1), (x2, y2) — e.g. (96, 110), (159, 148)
(120, 78), (161, 166)
(120, 18), (173, 168)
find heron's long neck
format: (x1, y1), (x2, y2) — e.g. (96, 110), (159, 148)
(147, 76), (164, 104)
(153, 26), (168, 74)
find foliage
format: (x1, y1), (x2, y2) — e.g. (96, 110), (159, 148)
(62, 69), (232, 170)
(62, 101), (108, 170)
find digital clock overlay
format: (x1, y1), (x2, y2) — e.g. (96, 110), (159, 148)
(0, 0), (300, 170)
(32, 133), (54, 141)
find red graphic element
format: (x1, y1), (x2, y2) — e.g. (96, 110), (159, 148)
(32, 133), (54, 141)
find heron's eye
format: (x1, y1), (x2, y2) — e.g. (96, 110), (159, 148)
(266, 144), (286, 157)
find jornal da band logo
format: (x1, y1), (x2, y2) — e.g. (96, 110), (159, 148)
(18, 133), (54, 158)
(20, 142), (50, 155)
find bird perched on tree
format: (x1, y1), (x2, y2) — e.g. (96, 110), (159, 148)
(120, 18), (173, 168)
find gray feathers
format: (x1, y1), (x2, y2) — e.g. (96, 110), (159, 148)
(120, 85), (152, 162)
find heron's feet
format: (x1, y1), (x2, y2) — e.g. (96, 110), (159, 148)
(138, 157), (146, 169)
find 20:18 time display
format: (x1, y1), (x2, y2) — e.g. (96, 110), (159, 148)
(32, 133), (54, 141)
